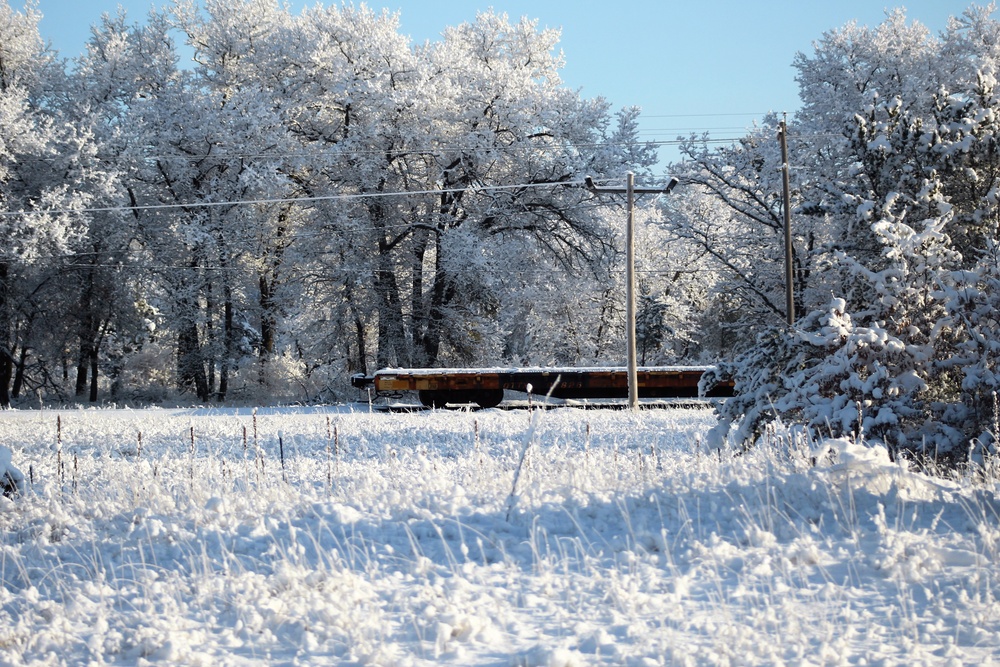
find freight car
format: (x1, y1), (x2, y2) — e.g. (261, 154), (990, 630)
(350, 366), (733, 408)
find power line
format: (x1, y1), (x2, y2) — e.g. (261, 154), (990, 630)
(642, 112), (772, 118)
(6, 117), (799, 167)
(12, 137), (730, 165)
(0, 196), (666, 270)
(0, 128), (837, 219)
(0, 199), (616, 268)
(638, 127), (755, 133)
(0, 178), (606, 219)
(48, 260), (700, 277)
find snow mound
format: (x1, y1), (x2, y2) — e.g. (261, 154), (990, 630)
(0, 445), (24, 497)
(813, 436), (959, 499)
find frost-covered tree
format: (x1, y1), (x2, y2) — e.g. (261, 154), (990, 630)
(277, 8), (655, 373)
(793, 9), (939, 134)
(171, 0), (311, 400)
(0, 2), (96, 406)
(700, 4), (1000, 459)
(629, 204), (715, 363)
(671, 119), (807, 333)
(0, 0), (663, 404)
(53, 10), (181, 403)
(410, 13), (655, 367)
(711, 206), (961, 454)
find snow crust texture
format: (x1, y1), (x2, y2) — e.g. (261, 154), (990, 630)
(0, 406), (998, 665)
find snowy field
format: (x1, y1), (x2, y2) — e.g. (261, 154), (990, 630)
(0, 404), (999, 666)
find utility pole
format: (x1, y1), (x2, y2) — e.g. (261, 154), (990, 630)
(585, 173), (679, 409)
(779, 114), (795, 326)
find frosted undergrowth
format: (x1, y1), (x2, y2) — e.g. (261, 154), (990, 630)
(0, 405), (998, 665)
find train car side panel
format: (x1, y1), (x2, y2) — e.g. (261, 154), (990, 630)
(355, 366), (733, 406)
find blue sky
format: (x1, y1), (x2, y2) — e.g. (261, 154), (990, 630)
(27, 0), (996, 168)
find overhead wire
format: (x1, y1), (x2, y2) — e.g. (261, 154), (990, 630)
(642, 112), (772, 118)
(13, 135), (754, 165)
(0, 117), (825, 222)
(48, 260), (698, 276)
(3, 110), (782, 168)
(0, 177), (613, 218)
(0, 196), (616, 263)
(0, 193), (625, 268)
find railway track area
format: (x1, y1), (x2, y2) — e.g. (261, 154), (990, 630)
(352, 366), (733, 411)
(370, 396), (721, 412)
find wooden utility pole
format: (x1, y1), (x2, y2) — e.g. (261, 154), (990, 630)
(586, 173), (678, 409)
(626, 172), (637, 410)
(779, 114), (795, 326)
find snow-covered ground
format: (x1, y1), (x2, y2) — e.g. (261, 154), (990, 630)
(0, 404), (998, 666)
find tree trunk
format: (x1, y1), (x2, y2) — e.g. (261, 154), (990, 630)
(0, 352), (12, 408)
(256, 205), (291, 379)
(259, 274), (276, 359)
(11, 344), (28, 400)
(75, 337), (97, 399)
(0, 262), (12, 408)
(375, 262), (410, 368)
(219, 288), (233, 402)
(367, 194), (412, 369)
(343, 280), (368, 376)
(178, 319), (209, 402)
(206, 282), (216, 399)
(422, 233), (455, 367)
(89, 350), (99, 403)
(73, 265), (110, 403)
(75, 274), (96, 398)
(353, 311), (367, 375)
(410, 230), (430, 366)
(75, 354), (89, 397)
(214, 230), (236, 402)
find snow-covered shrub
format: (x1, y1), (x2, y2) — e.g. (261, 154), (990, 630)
(943, 241), (1000, 450)
(927, 75), (1000, 452)
(712, 194), (970, 457)
(714, 298), (956, 452)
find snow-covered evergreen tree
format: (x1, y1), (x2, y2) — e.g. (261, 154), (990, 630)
(702, 4), (1000, 461)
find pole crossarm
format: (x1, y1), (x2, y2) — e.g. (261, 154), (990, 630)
(584, 176), (679, 196)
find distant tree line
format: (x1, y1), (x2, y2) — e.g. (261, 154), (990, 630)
(0, 0), (662, 405)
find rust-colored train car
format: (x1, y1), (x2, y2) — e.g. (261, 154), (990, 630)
(351, 366), (732, 408)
